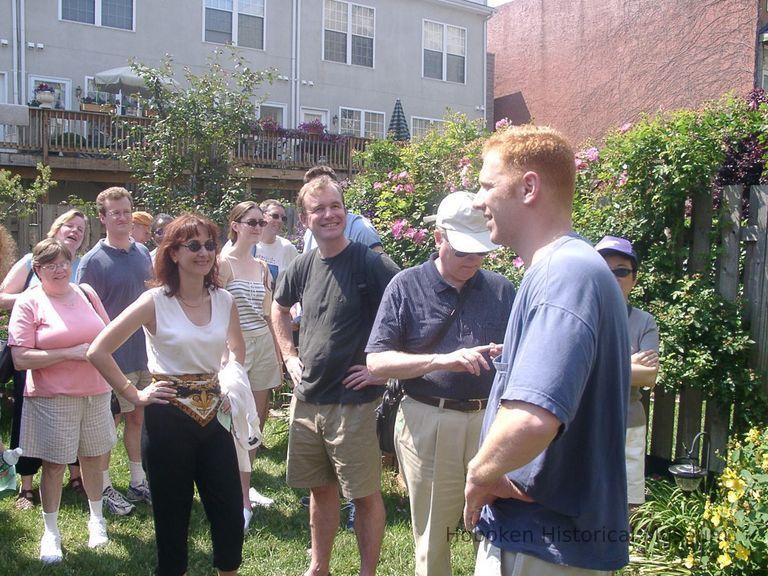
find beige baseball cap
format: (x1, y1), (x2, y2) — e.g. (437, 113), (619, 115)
(424, 191), (499, 253)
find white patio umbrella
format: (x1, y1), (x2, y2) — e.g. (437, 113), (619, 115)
(93, 66), (177, 96)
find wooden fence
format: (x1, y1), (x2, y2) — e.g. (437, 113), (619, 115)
(643, 185), (768, 473)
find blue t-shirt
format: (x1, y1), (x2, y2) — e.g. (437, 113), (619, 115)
(76, 239), (153, 373)
(476, 234), (630, 571)
(366, 254), (514, 399)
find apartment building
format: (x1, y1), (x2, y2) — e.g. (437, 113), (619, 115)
(1, 0), (493, 143)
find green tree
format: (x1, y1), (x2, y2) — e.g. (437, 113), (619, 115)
(0, 163), (57, 217)
(123, 50), (273, 222)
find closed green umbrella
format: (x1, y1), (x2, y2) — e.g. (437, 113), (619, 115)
(388, 99), (410, 141)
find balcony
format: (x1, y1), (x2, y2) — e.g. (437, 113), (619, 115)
(0, 108), (367, 186)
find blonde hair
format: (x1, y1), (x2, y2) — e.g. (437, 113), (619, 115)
(96, 187), (133, 215)
(132, 211), (153, 227)
(484, 125), (576, 204)
(47, 209), (88, 247)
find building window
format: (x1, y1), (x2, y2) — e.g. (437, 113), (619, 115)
(258, 103), (285, 127)
(411, 117), (445, 140)
(324, 0), (374, 67)
(423, 20), (465, 83)
(339, 108), (384, 139)
(204, 0), (265, 50)
(61, 0), (133, 30)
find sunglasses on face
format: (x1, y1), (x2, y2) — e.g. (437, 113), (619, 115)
(611, 268), (634, 278)
(239, 218), (268, 228)
(180, 240), (217, 253)
(449, 244), (489, 258)
(266, 213), (288, 222)
(153, 229), (164, 238)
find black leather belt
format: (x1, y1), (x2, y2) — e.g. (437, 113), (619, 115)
(408, 393), (488, 413)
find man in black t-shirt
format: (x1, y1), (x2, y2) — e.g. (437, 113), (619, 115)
(273, 175), (399, 576)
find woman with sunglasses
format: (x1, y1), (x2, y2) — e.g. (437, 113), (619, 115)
(254, 199), (298, 283)
(0, 209), (89, 510)
(88, 214), (246, 576)
(220, 201), (282, 527)
(8, 238), (116, 562)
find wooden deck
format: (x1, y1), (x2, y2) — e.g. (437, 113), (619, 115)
(0, 108), (367, 185)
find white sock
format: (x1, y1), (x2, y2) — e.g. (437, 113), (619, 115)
(128, 461), (145, 486)
(88, 499), (104, 520)
(102, 470), (111, 491)
(42, 511), (60, 535)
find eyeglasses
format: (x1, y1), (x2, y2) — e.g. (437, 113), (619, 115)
(610, 268), (634, 278)
(180, 240), (217, 253)
(266, 213), (288, 222)
(39, 261), (71, 272)
(153, 229), (165, 238)
(239, 219), (268, 228)
(106, 209), (133, 219)
(449, 244), (489, 258)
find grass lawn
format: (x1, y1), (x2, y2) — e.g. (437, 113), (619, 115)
(0, 401), (479, 575)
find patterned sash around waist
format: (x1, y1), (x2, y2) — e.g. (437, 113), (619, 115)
(152, 373), (221, 426)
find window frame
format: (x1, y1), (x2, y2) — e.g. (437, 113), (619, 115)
(257, 102), (287, 126)
(29, 76), (72, 110)
(202, 0), (266, 51)
(338, 106), (385, 139)
(322, 0), (375, 68)
(411, 116), (446, 140)
(59, 0), (135, 31)
(421, 19), (466, 84)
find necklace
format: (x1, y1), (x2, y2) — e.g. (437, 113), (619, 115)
(178, 294), (205, 308)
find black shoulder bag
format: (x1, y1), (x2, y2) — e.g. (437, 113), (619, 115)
(0, 268), (36, 384)
(375, 286), (469, 454)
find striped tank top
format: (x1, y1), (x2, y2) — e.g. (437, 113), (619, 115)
(226, 278), (268, 332)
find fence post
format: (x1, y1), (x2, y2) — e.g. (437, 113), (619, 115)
(744, 186), (768, 391)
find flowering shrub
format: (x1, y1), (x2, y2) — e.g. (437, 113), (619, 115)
(297, 118), (326, 134)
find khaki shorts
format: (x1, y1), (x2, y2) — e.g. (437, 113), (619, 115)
(115, 369), (153, 413)
(475, 538), (613, 576)
(243, 327), (282, 392)
(626, 424), (647, 504)
(20, 393), (117, 464)
(286, 396), (381, 499)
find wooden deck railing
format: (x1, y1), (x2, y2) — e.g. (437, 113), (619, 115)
(0, 108), (367, 174)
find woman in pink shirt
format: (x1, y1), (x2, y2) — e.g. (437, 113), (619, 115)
(8, 238), (117, 564)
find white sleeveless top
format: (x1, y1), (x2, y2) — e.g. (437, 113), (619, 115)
(144, 286), (232, 375)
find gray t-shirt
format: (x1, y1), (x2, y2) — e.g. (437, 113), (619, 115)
(274, 241), (399, 404)
(477, 234), (630, 571)
(77, 239), (153, 373)
(366, 254), (514, 399)
(627, 306), (659, 428)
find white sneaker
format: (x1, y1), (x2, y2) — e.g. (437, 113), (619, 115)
(88, 517), (109, 548)
(248, 487), (274, 508)
(243, 507), (253, 533)
(102, 486), (135, 516)
(40, 530), (63, 564)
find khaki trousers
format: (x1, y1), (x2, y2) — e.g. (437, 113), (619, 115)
(395, 395), (485, 576)
(474, 538), (614, 576)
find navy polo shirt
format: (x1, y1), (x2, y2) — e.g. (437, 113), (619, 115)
(366, 254), (515, 400)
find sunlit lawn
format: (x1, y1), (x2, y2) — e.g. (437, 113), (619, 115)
(0, 397), (478, 575)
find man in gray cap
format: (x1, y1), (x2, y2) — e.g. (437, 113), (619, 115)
(367, 191), (516, 576)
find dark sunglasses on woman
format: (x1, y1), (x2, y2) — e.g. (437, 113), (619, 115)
(239, 219), (268, 228)
(180, 240), (217, 252)
(266, 213), (288, 222)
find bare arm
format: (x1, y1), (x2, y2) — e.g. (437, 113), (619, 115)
(12, 343), (90, 370)
(368, 345), (493, 380)
(631, 350), (659, 388)
(463, 400), (560, 528)
(272, 299), (302, 387)
(227, 301), (246, 365)
(0, 257), (32, 310)
(87, 291), (173, 406)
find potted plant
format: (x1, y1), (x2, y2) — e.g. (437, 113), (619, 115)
(35, 83), (56, 108)
(298, 118), (326, 135)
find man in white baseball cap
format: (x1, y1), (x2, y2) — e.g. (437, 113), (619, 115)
(366, 190), (515, 575)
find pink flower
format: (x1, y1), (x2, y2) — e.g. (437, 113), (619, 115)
(403, 183), (414, 194)
(575, 157), (588, 171)
(397, 170), (409, 181)
(512, 256), (524, 268)
(495, 118), (510, 130)
(373, 181), (383, 190)
(584, 147), (599, 162)
(391, 219), (408, 240)
(619, 122), (633, 133)
(411, 228), (428, 245)
(403, 226), (417, 240)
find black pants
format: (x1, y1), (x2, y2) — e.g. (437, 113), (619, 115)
(142, 403), (243, 576)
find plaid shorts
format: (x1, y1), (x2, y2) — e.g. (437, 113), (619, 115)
(20, 393), (117, 464)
